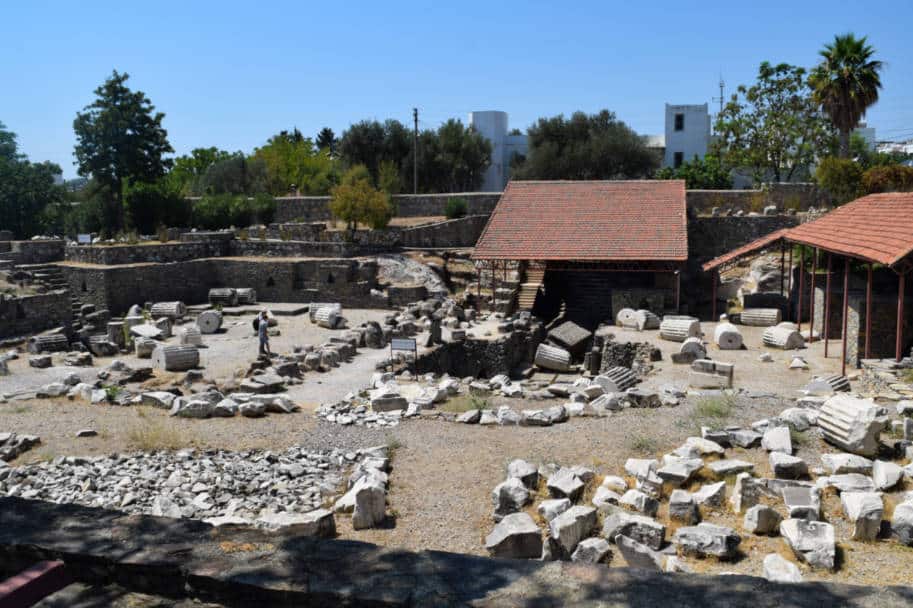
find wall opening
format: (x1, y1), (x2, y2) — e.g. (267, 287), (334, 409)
(266, 276), (275, 287)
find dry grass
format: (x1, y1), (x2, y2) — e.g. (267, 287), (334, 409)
(125, 410), (189, 452)
(440, 394), (490, 414)
(626, 433), (659, 456)
(901, 369), (913, 384)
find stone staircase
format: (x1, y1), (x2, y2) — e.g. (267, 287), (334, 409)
(16, 263), (83, 332)
(517, 267), (545, 312)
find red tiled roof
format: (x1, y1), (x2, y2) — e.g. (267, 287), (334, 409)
(702, 228), (790, 272)
(472, 180), (688, 261)
(786, 193), (913, 267)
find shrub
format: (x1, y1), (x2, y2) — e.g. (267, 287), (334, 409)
(694, 394), (735, 421)
(816, 157), (863, 205)
(445, 197), (468, 219)
(329, 180), (393, 231)
(193, 194), (233, 230)
(250, 193), (276, 224)
(862, 164), (913, 194)
(123, 179), (191, 233)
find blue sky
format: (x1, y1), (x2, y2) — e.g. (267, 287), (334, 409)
(3, 0), (911, 178)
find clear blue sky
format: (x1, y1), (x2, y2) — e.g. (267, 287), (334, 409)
(3, 0), (911, 178)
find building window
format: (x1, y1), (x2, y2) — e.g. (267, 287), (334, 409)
(673, 152), (684, 168)
(674, 113), (684, 131)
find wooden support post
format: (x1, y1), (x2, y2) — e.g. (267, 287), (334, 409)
(787, 246), (794, 320)
(673, 270), (682, 314)
(780, 241), (785, 297)
(824, 254), (832, 357)
(797, 247), (805, 333)
(865, 263), (873, 360)
(809, 248), (817, 343)
(711, 269), (718, 321)
(898, 271), (907, 362)
(842, 257), (850, 376)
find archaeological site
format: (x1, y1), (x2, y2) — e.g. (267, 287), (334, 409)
(2, 183), (913, 606)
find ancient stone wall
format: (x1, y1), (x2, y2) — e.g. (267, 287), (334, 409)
(686, 183), (828, 215)
(62, 257), (381, 314)
(274, 192), (501, 223)
(400, 215), (489, 248)
(415, 326), (545, 378)
(0, 289), (72, 338)
(0, 240), (65, 265)
(65, 241), (230, 265)
(687, 216), (800, 263)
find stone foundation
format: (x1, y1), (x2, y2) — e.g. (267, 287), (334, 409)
(0, 290), (72, 339)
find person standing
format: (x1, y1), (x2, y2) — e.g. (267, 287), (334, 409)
(258, 310), (271, 357)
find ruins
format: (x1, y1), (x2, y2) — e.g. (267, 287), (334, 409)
(2, 185), (913, 605)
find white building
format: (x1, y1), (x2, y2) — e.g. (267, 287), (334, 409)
(662, 103), (711, 169)
(468, 111), (528, 191)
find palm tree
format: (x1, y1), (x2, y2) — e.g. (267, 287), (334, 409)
(809, 34), (883, 157)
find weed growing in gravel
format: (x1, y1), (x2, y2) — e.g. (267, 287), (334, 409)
(901, 369), (913, 384)
(104, 384), (122, 402)
(790, 428), (808, 447)
(694, 394), (735, 421)
(10, 404), (31, 414)
(126, 415), (187, 452)
(440, 394), (489, 413)
(627, 434), (658, 455)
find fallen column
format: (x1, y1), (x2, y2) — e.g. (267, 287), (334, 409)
(659, 317), (701, 342)
(150, 301), (187, 320)
(741, 308), (782, 327)
(152, 344), (200, 371)
(762, 323), (805, 350)
(197, 310), (223, 334)
(713, 322), (743, 350)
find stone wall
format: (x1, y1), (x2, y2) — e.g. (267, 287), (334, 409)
(0, 289), (72, 339)
(400, 215), (489, 248)
(65, 241), (230, 265)
(687, 216), (800, 263)
(686, 183), (828, 216)
(0, 240), (65, 265)
(415, 326), (545, 378)
(274, 192), (501, 223)
(62, 257), (381, 314)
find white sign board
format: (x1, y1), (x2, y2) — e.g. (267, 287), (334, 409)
(391, 338), (417, 351)
(77, 233), (92, 244)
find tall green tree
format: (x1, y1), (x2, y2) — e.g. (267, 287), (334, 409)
(73, 71), (173, 234)
(714, 62), (834, 183)
(168, 147), (234, 194)
(316, 127), (337, 155)
(511, 110), (658, 180)
(251, 130), (337, 195)
(809, 34), (883, 158)
(339, 119), (411, 183)
(197, 154), (271, 195)
(655, 154), (732, 189)
(0, 121), (64, 238)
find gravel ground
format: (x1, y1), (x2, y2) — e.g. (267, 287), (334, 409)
(340, 393), (913, 588)
(0, 400), (389, 462)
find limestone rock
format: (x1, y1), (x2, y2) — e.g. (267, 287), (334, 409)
(620, 489), (659, 517)
(769, 453), (808, 479)
(485, 512), (542, 559)
(669, 490), (699, 524)
(673, 523), (741, 559)
(601, 506), (666, 550)
(492, 477), (530, 520)
(841, 491), (883, 541)
(507, 459), (539, 489)
(571, 537), (612, 564)
(821, 453), (873, 475)
(548, 505), (597, 558)
(693, 481), (726, 507)
(763, 553), (803, 583)
(615, 535), (665, 570)
(873, 460), (903, 490)
(744, 505), (782, 535)
(538, 498), (571, 522)
(546, 468), (585, 501)
(890, 501), (913, 545)
(762, 426), (792, 454)
(780, 519), (835, 570)
(352, 477), (386, 529)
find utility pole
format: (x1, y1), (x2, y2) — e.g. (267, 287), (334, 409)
(712, 76), (725, 118)
(412, 108), (418, 194)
